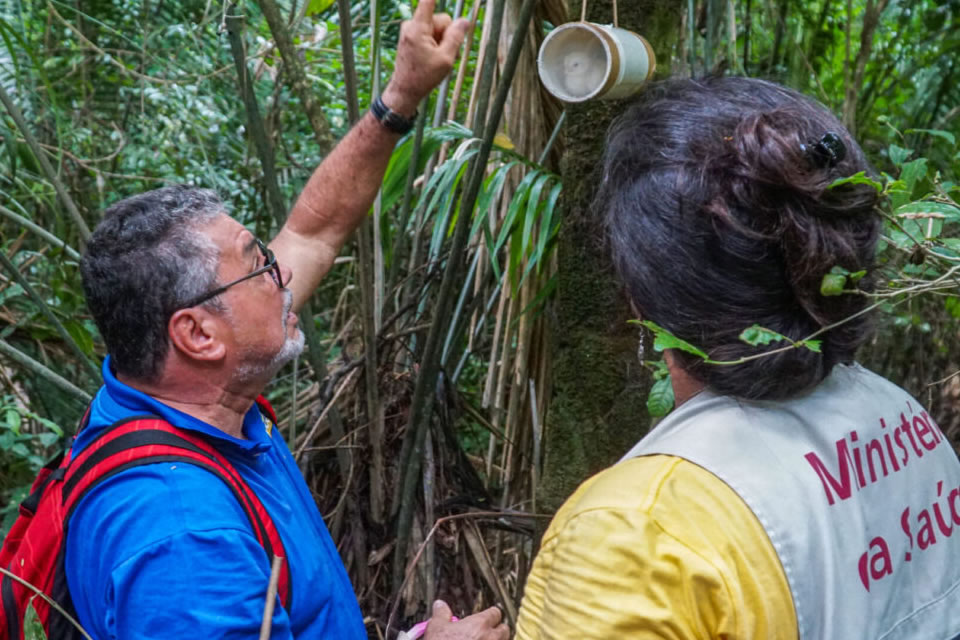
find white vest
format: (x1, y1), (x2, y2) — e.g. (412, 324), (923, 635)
(622, 364), (960, 640)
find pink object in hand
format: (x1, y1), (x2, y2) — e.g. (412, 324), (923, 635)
(402, 616), (459, 639)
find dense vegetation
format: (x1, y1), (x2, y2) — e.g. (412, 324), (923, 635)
(1, 0), (958, 636)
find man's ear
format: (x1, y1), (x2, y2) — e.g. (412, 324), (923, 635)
(168, 308), (227, 362)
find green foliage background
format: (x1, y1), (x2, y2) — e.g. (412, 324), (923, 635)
(0, 0), (958, 631)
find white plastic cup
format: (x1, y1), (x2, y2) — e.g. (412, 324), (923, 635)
(537, 22), (656, 103)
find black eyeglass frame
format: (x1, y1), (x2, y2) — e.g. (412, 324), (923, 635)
(178, 238), (284, 310)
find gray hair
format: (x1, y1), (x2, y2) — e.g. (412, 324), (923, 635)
(81, 185), (226, 381)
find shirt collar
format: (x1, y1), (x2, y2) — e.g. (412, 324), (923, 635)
(79, 356), (273, 456)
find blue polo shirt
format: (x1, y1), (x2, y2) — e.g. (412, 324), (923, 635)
(64, 357), (367, 639)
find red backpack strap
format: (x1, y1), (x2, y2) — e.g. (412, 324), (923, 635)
(255, 395), (278, 424)
(61, 416), (291, 610)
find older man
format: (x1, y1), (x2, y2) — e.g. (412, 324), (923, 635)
(66, 2), (508, 638)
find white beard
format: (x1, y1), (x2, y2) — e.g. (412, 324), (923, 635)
(232, 290), (305, 384)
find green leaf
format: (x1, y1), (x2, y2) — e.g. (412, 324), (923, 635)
(944, 297), (960, 319)
(646, 376), (675, 417)
(5, 408), (21, 434)
(35, 417), (64, 437)
(520, 172), (552, 262)
(799, 339), (822, 353)
(493, 170), (541, 255)
(0, 284), (23, 305)
(23, 598), (47, 640)
(848, 270), (867, 283)
(37, 432), (59, 448)
(739, 325), (790, 347)
(638, 320), (708, 359)
(900, 158), (929, 195)
(828, 171), (882, 192)
(64, 320), (96, 358)
(888, 144), (913, 167)
(820, 273), (847, 296)
(305, 0), (335, 15)
(894, 201), (960, 223)
(905, 129), (956, 147)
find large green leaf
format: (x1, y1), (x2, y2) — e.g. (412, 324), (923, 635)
(647, 376), (675, 418)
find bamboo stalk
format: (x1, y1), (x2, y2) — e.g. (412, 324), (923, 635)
(452, 278), (502, 384)
(432, 0), (467, 127)
(440, 248), (482, 365)
(0, 249), (100, 385)
(528, 377), (540, 513)
(0, 339), (91, 404)
(0, 204), (82, 261)
(337, 0), (361, 123)
(0, 82), (91, 243)
(465, 0), (494, 130)
(726, 0), (738, 73)
(337, 0), (385, 527)
(447, 0), (483, 123)
(500, 274), (533, 489)
(370, 0), (385, 332)
(537, 111), (565, 166)
(422, 430), (437, 606)
(387, 105), (427, 301)
(254, 0), (334, 151)
(228, 3), (357, 549)
(489, 282), (515, 486)
(705, 0), (715, 70)
(392, 0), (519, 591)
(224, 5), (287, 228)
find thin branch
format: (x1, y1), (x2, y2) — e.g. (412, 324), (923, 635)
(0, 339), (92, 405)
(0, 568), (93, 640)
(258, 555), (284, 640)
(254, 0), (334, 152)
(0, 82), (91, 243)
(0, 204), (81, 261)
(0, 249), (101, 385)
(392, 0), (538, 592)
(384, 510), (551, 638)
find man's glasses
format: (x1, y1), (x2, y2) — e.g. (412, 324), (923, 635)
(179, 238), (284, 309)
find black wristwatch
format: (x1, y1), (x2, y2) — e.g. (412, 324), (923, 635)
(370, 95), (417, 135)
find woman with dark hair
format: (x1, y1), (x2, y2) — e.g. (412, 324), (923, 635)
(515, 77), (960, 639)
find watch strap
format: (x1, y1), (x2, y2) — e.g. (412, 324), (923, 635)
(371, 95), (417, 135)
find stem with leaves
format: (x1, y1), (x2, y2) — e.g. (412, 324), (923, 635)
(0, 82), (91, 243)
(224, 5), (287, 228)
(0, 250), (101, 386)
(254, 0), (335, 153)
(0, 339), (92, 405)
(391, 0), (539, 592)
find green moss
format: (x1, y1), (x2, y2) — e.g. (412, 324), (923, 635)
(538, 0), (682, 514)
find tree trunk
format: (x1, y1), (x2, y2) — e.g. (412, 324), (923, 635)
(539, 0), (682, 514)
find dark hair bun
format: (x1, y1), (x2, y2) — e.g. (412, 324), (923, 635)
(601, 76), (881, 400)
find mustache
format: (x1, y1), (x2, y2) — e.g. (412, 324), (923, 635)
(282, 290), (294, 320)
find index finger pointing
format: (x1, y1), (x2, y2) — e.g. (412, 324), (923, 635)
(414, 0), (436, 23)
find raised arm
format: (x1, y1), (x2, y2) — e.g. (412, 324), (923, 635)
(270, 0), (470, 312)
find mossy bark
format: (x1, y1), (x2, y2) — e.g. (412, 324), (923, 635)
(539, 0), (683, 513)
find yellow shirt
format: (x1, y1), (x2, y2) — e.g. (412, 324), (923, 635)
(516, 455), (798, 639)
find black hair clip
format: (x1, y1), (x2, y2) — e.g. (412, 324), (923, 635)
(801, 132), (846, 169)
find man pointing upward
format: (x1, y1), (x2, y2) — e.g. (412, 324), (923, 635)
(67, 2), (508, 638)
